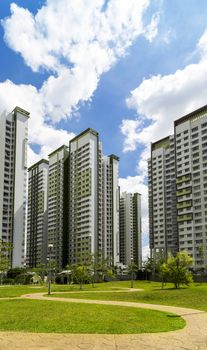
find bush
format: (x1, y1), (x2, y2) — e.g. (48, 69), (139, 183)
(3, 278), (14, 285)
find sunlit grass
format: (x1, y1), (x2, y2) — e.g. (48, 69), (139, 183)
(0, 298), (185, 334)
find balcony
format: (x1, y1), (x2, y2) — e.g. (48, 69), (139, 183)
(176, 187), (192, 197)
(177, 214), (193, 222)
(176, 200), (192, 209)
(176, 174), (191, 184)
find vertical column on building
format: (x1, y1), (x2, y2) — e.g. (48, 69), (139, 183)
(26, 160), (49, 267)
(47, 146), (69, 271)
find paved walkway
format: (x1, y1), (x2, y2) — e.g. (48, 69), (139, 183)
(0, 292), (206, 350)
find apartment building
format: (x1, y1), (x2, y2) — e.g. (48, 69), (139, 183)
(149, 105), (207, 268)
(119, 192), (142, 268)
(68, 129), (103, 264)
(0, 106), (29, 267)
(102, 155), (120, 265)
(148, 136), (178, 258)
(47, 145), (69, 270)
(26, 159), (49, 267)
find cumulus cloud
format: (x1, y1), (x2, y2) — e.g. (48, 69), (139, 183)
(124, 28), (207, 163)
(144, 12), (160, 42)
(2, 0), (158, 124)
(0, 79), (75, 166)
(0, 0), (159, 164)
(120, 119), (142, 152)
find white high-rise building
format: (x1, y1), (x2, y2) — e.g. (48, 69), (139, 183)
(119, 192), (142, 268)
(102, 155), (120, 265)
(68, 129), (103, 264)
(26, 159), (49, 267)
(148, 136), (178, 258)
(0, 106), (29, 267)
(149, 105), (207, 268)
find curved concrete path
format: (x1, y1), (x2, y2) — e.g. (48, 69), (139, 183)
(0, 292), (206, 350)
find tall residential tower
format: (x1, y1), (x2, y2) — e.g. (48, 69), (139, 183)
(149, 105), (207, 268)
(0, 106), (29, 267)
(119, 192), (142, 268)
(102, 155), (120, 265)
(26, 159), (49, 267)
(47, 145), (69, 270)
(68, 129), (103, 264)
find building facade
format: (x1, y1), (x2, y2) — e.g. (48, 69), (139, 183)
(119, 192), (142, 268)
(0, 106), (29, 267)
(26, 159), (49, 267)
(102, 155), (120, 265)
(47, 146), (69, 270)
(68, 129), (103, 264)
(149, 105), (207, 268)
(148, 136), (178, 259)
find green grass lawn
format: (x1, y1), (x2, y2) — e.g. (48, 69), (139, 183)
(0, 299), (185, 334)
(0, 280), (137, 298)
(0, 285), (47, 298)
(0, 280), (206, 334)
(49, 281), (207, 311)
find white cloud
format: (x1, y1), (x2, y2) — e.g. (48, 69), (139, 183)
(0, 79), (75, 166)
(0, 0), (159, 164)
(144, 12), (160, 43)
(121, 27), (207, 175)
(124, 28), (207, 159)
(197, 28), (207, 60)
(2, 0), (158, 124)
(120, 119), (142, 152)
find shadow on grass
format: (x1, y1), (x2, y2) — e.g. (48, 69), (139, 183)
(152, 287), (188, 292)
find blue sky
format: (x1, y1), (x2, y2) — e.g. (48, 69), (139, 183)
(1, 0), (207, 256)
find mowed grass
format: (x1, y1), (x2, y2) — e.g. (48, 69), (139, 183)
(0, 299), (185, 334)
(0, 280), (133, 298)
(0, 285), (47, 298)
(50, 281), (207, 311)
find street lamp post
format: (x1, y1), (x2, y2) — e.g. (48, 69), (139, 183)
(48, 244), (53, 295)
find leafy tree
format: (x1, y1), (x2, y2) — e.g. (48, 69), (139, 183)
(31, 264), (47, 284)
(7, 267), (26, 280)
(142, 257), (153, 280)
(155, 251), (167, 289)
(127, 260), (138, 288)
(91, 253), (112, 283)
(197, 245), (205, 284)
(159, 263), (169, 288)
(164, 251), (193, 289)
(0, 239), (12, 284)
(71, 263), (90, 290)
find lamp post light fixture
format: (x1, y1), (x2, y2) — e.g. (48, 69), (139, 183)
(47, 244), (53, 295)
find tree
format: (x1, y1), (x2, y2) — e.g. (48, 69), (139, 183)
(71, 263), (90, 290)
(197, 245), (205, 283)
(165, 251), (193, 289)
(142, 257), (153, 280)
(159, 263), (169, 288)
(0, 239), (12, 284)
(155, 251), (167, 289)
(91, 253), (112, 283)
(31, 264), (47, 284)
(127, 260), (138, 288)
